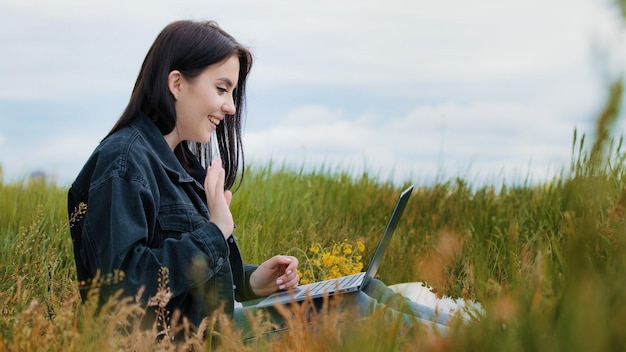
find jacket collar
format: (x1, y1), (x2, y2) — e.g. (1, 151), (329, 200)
(130, 113), (199, 184)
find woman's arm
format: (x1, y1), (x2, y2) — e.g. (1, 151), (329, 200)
(79, 175), (228, 303)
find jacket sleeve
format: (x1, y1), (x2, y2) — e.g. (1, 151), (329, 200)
(242, 264), (261, 300)
(77, 174), (229, 303)
(225, 235), (261, 301)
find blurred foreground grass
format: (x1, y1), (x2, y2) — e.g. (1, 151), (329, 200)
(2, 106), (626, 350)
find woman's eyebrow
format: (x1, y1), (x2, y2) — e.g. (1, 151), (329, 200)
(218, 77), (235, 88)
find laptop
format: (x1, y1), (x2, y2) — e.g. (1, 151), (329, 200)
(252, 185), (414, 308)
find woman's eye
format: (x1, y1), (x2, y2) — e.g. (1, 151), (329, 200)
(217, 86), (228, 94)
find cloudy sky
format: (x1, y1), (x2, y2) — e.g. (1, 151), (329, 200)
(1, 0), (625, 187)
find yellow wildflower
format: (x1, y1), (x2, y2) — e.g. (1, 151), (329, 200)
(296, 239), (366, 283)
(309, 243), (320, 254)
(357, 240), (365, 252)
(321, 252), (333, 267)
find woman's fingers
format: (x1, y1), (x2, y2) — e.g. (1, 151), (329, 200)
(204, 158), (234, 239)
(224, 189), (232, 206)
(205, 158), (224, 195)
(250, 255), (301, 296)
(282, 269), (300, 289)
(275, 256), (300, 290)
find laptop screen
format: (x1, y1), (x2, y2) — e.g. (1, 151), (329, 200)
(361, 185), (414, 288)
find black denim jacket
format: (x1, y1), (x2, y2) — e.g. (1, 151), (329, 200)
(68, 113), (259, 326)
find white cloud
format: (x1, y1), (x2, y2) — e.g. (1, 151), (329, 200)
(0, 0), (624, 186)
(247, 0), (616, 86)
(244, 101), (580, 185)
(1, 0), (620, 98)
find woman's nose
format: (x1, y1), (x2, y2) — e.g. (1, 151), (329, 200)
(222, 96), (236, 115)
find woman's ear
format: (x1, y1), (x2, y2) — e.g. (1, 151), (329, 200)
(168, 70), (183, 100)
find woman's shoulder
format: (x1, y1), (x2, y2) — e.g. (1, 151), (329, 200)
(100, 116), (174, 163)
(93, 125), (150, 164)
(76, 125), (157, 186)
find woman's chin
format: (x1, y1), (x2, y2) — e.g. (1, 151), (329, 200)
(199, 133), (213, 144)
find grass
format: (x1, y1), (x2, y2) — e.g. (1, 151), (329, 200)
(2, 112), (626, 350)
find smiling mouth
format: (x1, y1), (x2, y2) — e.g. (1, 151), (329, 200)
(208, 116), (221, 126)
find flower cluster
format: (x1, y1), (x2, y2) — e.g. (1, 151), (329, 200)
(298, 239), (365, 284)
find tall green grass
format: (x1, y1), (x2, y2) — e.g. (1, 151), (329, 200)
(2, 106), (626, 350)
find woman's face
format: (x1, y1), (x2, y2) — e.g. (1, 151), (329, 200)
(165, 54), (240, 149)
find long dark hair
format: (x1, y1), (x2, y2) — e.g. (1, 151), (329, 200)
(107, 20), (252, 190)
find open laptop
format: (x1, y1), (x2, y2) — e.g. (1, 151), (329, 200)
(253, 185), (414, 308)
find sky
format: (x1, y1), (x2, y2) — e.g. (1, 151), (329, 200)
(1, 0), (625, 187)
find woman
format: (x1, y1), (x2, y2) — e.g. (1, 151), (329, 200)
(68, 20), (449, 341)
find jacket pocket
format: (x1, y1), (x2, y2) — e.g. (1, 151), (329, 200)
(156, 203), (208, 245)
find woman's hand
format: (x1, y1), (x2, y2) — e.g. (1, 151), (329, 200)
(249, 256), (300, 297)
(204, 158), (234, 239)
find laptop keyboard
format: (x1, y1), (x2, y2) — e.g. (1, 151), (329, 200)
(307, 273), (364, 296)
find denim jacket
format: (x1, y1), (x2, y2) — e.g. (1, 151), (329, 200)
(68, 113), (259, 326)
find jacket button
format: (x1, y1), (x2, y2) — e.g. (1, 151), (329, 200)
(217, 257), (224, 266)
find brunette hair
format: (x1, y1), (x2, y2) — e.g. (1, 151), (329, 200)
(107, 20), (252, 190)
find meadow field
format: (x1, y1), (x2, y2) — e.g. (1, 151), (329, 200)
(2, 84), (626, 351)
(2, 16), (626, 345)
